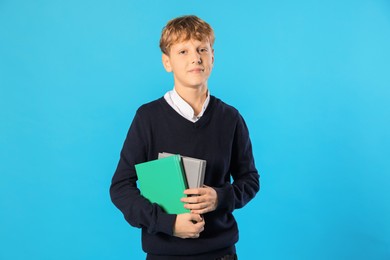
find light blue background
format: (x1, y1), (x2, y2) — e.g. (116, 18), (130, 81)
(1, 1), (389, 259)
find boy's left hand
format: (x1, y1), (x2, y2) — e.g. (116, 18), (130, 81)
(181, 185), (218, 214)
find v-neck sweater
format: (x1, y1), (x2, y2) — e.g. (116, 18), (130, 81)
(110, 95), (259, 256)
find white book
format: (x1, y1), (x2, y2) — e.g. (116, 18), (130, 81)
(158, 152), (206, 189)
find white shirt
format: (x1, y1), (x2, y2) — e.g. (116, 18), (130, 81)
(164, 88), (210, 123)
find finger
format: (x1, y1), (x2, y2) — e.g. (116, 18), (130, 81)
(181, 196), (205, 204)
(185, 202), (208, 210)
(189, 204), (210, 214)
(194, 220), (205, 232)
(199, 223), (205, 232)
(194, 224), (205, 234)
(190, 213), (203, 222)
(190, 232), (200, 239)
(183, 188), (202, 195)
(190, 208), (209, 214)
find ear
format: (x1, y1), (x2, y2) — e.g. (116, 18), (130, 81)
(211, 49), (215, 65)
(162, 53), (172, 72)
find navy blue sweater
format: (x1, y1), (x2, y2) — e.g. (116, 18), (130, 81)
(110, 96), (259, 256)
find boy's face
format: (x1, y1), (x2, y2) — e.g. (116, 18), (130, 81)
(162, 38), (214, 90)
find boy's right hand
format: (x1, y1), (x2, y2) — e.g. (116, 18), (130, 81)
(173, 213), (205, 239)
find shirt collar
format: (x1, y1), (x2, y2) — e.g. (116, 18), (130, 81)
(165, 88), (210, 122)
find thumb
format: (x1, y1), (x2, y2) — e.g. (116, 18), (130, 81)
(190, 214), (203, 223)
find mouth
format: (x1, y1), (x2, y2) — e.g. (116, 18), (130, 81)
(188, 68), (204, 73)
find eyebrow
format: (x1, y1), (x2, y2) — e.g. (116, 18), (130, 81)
(174, 44), (209, 51)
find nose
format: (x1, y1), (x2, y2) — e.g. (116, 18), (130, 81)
(192, 52), (202, 64)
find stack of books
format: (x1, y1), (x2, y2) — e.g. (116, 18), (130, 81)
(135, 153), (206, 214)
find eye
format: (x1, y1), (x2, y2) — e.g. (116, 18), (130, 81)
(178, 50), (187, 55)
(199, 48), (208, 53)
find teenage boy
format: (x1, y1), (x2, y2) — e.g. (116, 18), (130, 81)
(110, 15), (260, 260)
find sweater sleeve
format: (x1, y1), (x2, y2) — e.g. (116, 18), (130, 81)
(215, 113), (260, 212)
(110, 111), (176, 235)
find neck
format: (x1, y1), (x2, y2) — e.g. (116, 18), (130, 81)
(174, 85), (208, 115)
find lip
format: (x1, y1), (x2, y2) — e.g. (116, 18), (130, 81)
(188, 68), (204, 73)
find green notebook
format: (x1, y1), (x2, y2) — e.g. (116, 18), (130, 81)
(135, 155), (190, 214)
